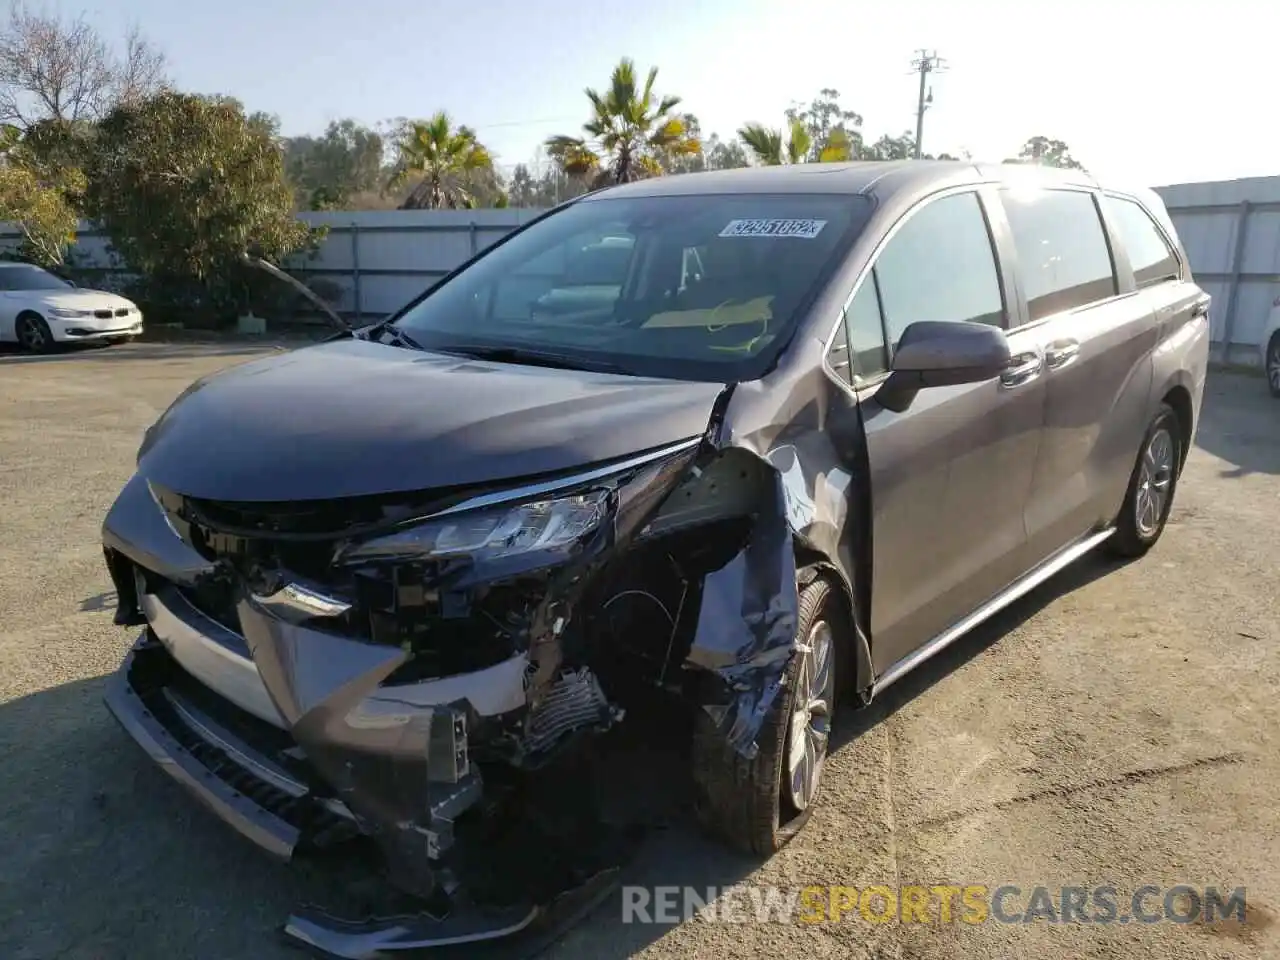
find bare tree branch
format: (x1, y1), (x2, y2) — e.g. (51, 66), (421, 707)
(111, 25), (167, 108)
(0, 3), (167, 127)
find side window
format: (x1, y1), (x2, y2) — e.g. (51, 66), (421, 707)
(827, 313), (852, 383)
(845, 278), (889, 381)
(1001, 189), (1117, 322)
(873, 191), (1005, 352)
(1103, 195), (1181, 289)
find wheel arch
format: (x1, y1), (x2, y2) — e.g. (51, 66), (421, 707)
(1265, 329), (1280, 398)
(1159, 383), (1194, 471)
(793, 543), (872, 702)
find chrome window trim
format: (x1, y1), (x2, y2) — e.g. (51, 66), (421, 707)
(999, 288), (1147, 337)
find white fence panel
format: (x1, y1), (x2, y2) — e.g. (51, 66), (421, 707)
(1156, 176), (1280, 365)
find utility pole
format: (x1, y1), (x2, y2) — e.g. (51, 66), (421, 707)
(909, 50), (947, 159)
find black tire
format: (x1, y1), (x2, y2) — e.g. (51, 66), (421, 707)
(15, 311), (54, 354)
(691, 574), (840, 855)
(1105, 403), (1183, 559)
(1266, 332), (1280, 399)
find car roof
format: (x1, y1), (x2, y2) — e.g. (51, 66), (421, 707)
(581, 159), (1113, 204)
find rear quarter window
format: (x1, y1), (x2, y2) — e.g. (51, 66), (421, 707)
(1103, 195), (1182, 289)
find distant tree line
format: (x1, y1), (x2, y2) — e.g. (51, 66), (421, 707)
(0, 5), (1086, 328)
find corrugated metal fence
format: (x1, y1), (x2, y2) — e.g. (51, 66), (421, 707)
(0, 207), (546, 323)
(1155, 176), (1280, 365)
(288, 209), (544, 319)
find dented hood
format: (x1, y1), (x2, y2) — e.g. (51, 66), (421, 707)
(137, 338), (724, 501)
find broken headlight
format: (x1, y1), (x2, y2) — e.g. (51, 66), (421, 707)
(336, 490), (609, 566)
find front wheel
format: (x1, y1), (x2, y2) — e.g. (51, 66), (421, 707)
(1266, 332), (1280, 399)
(691, 574), (840, 855)
(1106, 404), (1183, 558)
(15, 313), (54, 354)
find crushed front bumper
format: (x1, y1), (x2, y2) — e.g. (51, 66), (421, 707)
(101, 469), (635, 953)
(104, 632), (355, 860)
(101, 562), (524, 884)
(102, 594), (623, 957)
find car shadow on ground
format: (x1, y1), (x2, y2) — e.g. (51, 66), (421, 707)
(0, 673), (759, 960)
(80, 591), (116, 613)
(832, 549), (1129, 752)
(7, 552), (1131, 960)
(1193, 371), (1280, 477)
(0, 673), (313, 959)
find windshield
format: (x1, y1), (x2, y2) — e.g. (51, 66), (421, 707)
(392, 193), (870, 381)
(0, 264), (72, 291)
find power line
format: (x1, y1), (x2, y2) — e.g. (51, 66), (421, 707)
(908, 50), (947, 159)
(470, 116), (581, 131)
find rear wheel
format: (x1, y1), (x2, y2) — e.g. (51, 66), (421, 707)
(691, 574), (840, 855)
(1266, 332), (1280, 399)
(1106, 404), (1182, 558)
(15, 312), (54, 354)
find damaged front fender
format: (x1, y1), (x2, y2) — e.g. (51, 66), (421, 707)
(683, 473), (798, 758)
(673, 367), (874, 760)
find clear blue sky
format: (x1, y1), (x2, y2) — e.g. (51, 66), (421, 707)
(78, 0), (1278, 187)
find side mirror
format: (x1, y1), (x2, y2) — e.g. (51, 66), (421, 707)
(877, 320), (1012, 413)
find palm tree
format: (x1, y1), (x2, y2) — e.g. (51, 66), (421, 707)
(738, 118), (809, 166)
(386, 112), (493, 210)
(738, 118), (853, 165)
(545, 58), (699, 188)
(821, 128), (854, 162)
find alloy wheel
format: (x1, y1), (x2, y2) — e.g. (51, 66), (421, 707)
(17, 317), (47, 352)
(1268, 338), (1280, 394)
(1135, 426), (1175, 538)
(786, 619), (835, 811)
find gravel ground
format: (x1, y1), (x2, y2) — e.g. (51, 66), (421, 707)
(0, 342), (1277, 960)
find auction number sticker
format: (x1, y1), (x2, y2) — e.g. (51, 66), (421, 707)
(719, 218), (828, 239)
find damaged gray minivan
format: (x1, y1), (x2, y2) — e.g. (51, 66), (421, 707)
(101, 160), (1209, 955)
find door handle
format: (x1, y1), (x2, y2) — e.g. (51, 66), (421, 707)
(1000, 349), (1043, 387)
(1191, 302), (1209, 320)
(1044, 339), (1080, 369)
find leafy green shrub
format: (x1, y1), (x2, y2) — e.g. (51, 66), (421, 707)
(84, 92), (322, 327)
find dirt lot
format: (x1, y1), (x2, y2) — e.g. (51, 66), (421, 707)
(1, 342), (1277, 960)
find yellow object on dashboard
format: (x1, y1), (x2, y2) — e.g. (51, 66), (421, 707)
(642, 296), (774, 330)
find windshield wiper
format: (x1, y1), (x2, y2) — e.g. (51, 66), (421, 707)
(355, 319), (425, 351)
(438, 344), (631, 374)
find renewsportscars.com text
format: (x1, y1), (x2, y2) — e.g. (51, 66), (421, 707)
(621, 884), (1248, 926)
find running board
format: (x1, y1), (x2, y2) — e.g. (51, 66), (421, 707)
(872, 528), (1114, 695)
